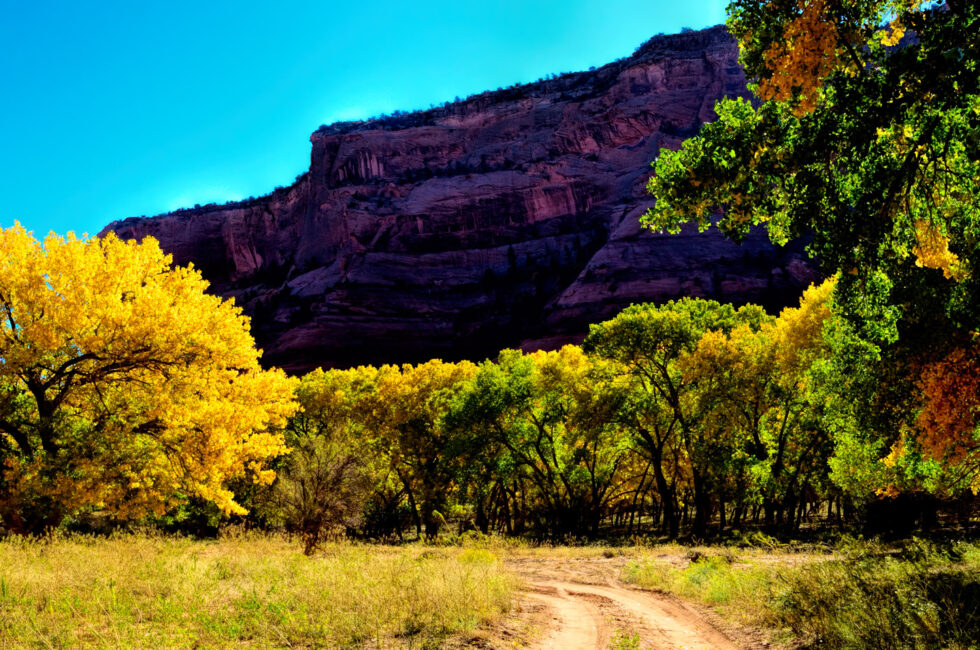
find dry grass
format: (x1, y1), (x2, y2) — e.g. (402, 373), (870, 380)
(623, 538), (980, 649)
(0, 531), (515, 649)
(7, 530), (977, 649)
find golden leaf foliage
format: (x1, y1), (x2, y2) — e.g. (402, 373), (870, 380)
(372, 359), (478, 537)
(880, 20), (905, 47)
(292, 360), (478, 521)
(0, 225), (297, 528)
(294, 365), (381, 439)
(911, 220), (969, 281)
(374, 359), (478, 439)
(758, 0), (844, 115)
(771, 277), (836, 376)
(749, 1), (927, 115)
(682, 279), (833, 398)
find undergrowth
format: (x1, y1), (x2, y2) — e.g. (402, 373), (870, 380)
(624, 538), (980, 649)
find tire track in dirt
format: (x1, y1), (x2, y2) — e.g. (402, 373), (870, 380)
(525, 585), (607, 649)
(530, 580), (738, 649)
(512, 556), (756, 650)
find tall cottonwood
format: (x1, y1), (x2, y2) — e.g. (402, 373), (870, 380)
(0, 225), (297, 534)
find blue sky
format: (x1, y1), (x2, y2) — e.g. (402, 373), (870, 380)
(0, 1), (727, 237)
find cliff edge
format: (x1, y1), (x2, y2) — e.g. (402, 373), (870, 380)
(103, 26), (818, 372)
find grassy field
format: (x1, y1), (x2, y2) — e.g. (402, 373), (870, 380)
(3, 531), (979, 649)
(0, 532), (515, 649)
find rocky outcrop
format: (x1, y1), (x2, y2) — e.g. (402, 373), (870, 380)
(103, 25), (819, 373)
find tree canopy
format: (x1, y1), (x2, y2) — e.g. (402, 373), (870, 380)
(273, 287), (841, 540)
(0, 225), (297, 533)
(646, 0), (979, 342)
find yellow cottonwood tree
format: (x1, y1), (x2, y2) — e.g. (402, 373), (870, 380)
(679, 280), (834, 531)
(373, 359), (477, 538)
(0, 225), (297, 534)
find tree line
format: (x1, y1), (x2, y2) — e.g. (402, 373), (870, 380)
(252, 277), (974, 549)
(0, 231), (973, 546)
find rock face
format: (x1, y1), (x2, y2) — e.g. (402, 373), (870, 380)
(103, 26), (819, 373)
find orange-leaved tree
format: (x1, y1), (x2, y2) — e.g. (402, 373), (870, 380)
(0, 225), (297, 534)
(916, 342), (980, 492)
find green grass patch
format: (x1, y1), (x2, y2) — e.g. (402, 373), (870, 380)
(624, 552), (772, 618)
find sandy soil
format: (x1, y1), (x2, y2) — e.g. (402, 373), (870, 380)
(494, 554), (769, 650)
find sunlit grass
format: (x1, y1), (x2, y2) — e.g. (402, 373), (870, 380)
(623, 551), (776, 624)
(623, 538), (980, 649)
(0, 531), (515, 648)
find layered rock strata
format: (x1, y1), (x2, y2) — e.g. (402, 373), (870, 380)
(104, 26), (819, 372)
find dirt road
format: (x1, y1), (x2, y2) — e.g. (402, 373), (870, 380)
(505, 555), (764, 650)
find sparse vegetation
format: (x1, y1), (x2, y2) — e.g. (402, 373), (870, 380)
(610, 630), (642, 649)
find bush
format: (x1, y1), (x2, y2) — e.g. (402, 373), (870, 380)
(773, 541), (980, 648)
(264, 436), (373, 555)
(625, 539), (980, 648)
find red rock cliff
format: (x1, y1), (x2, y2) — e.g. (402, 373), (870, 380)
(103, 26), (819, 373)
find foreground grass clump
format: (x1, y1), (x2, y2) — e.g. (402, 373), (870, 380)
(624, 539), (980, 649)
(0, 532), (515, 648)
(623, 549), (773, 618)
(775, 541), (980, 649)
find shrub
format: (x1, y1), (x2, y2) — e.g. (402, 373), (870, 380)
(266, 437), (372, 555)
(773, 542), (980, 648)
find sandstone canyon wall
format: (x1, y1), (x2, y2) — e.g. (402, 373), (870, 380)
(103, 26), (819, 373)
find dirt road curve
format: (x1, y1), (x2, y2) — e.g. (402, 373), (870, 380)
(526, 587), (604, 649)
(507, 555), (761, 650)
(528, 580), (738, 649)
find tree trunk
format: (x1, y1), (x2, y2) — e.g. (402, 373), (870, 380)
(764, 499), (776, 528)
(475, 498), (489, 534)
(650, 450), (679, 539)
(691, 473), (711, 540)
(422, 509), (441, 539)
(0, 495), (64, 536)
(402, 483), (422, 538)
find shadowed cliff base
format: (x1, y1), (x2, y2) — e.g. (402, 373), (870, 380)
(103, 25), (819, 373)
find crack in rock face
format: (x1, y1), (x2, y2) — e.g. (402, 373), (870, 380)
(102, 25), (819, 373)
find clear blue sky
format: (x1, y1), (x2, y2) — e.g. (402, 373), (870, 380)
(0, 0), (727, 237)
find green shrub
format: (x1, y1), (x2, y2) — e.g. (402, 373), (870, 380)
(624, 553), (771, 610)
(625, 540), (980, 648)
(773, 542), (980, 649)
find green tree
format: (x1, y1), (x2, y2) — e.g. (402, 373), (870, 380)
(644, 0), (980, 497)
(585, 298), (769, 538)
(447, 347), (633, 538)
(647, 2), (978, 339)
